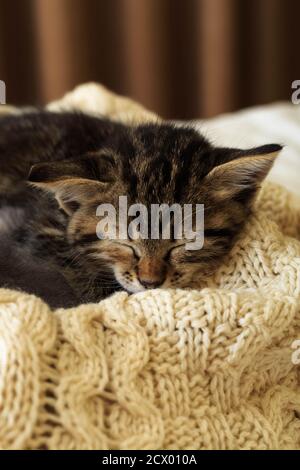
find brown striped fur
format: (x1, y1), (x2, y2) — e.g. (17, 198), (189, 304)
(0, 111), (281, 303)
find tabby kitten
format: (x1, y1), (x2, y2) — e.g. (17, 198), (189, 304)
(0, 111), (281, 305)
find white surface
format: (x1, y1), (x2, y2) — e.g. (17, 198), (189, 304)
(193, 102), (300, 196)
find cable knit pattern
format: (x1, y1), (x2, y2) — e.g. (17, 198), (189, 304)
(0, 84), (299, 450)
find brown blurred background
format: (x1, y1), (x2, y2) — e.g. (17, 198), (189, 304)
(0, 0), (299, 119)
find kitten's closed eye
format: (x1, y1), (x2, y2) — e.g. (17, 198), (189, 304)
(114, 242), (141, 260)
(77, 233), (100, 244)
(204, 228), (232, 238)
(164, 244), (186, 261)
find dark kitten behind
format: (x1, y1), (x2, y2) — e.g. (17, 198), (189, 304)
(0, 111), (281, 305)
(0, 234), (78, 309)
(0, 204), (78, 308)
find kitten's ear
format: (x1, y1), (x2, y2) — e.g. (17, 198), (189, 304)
(28, 151), (117, 185)
(28, 151), (117, 215)
(204, 144), (282, 201)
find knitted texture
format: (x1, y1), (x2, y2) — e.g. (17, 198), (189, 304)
(0, 84), (300, 450)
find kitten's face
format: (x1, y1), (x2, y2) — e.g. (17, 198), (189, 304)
(29, 123), (281, 294)
(76, 237), (216, 294)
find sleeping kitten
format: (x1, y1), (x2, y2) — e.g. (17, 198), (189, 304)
(0, 111), (281, 304)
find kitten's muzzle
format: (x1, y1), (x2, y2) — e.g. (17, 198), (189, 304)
(137, 257), (167, 289)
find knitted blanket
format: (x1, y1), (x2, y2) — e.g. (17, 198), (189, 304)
(0, 84), (300, 450)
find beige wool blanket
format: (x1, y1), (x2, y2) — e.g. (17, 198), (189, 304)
(0, 84), (300, 450)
